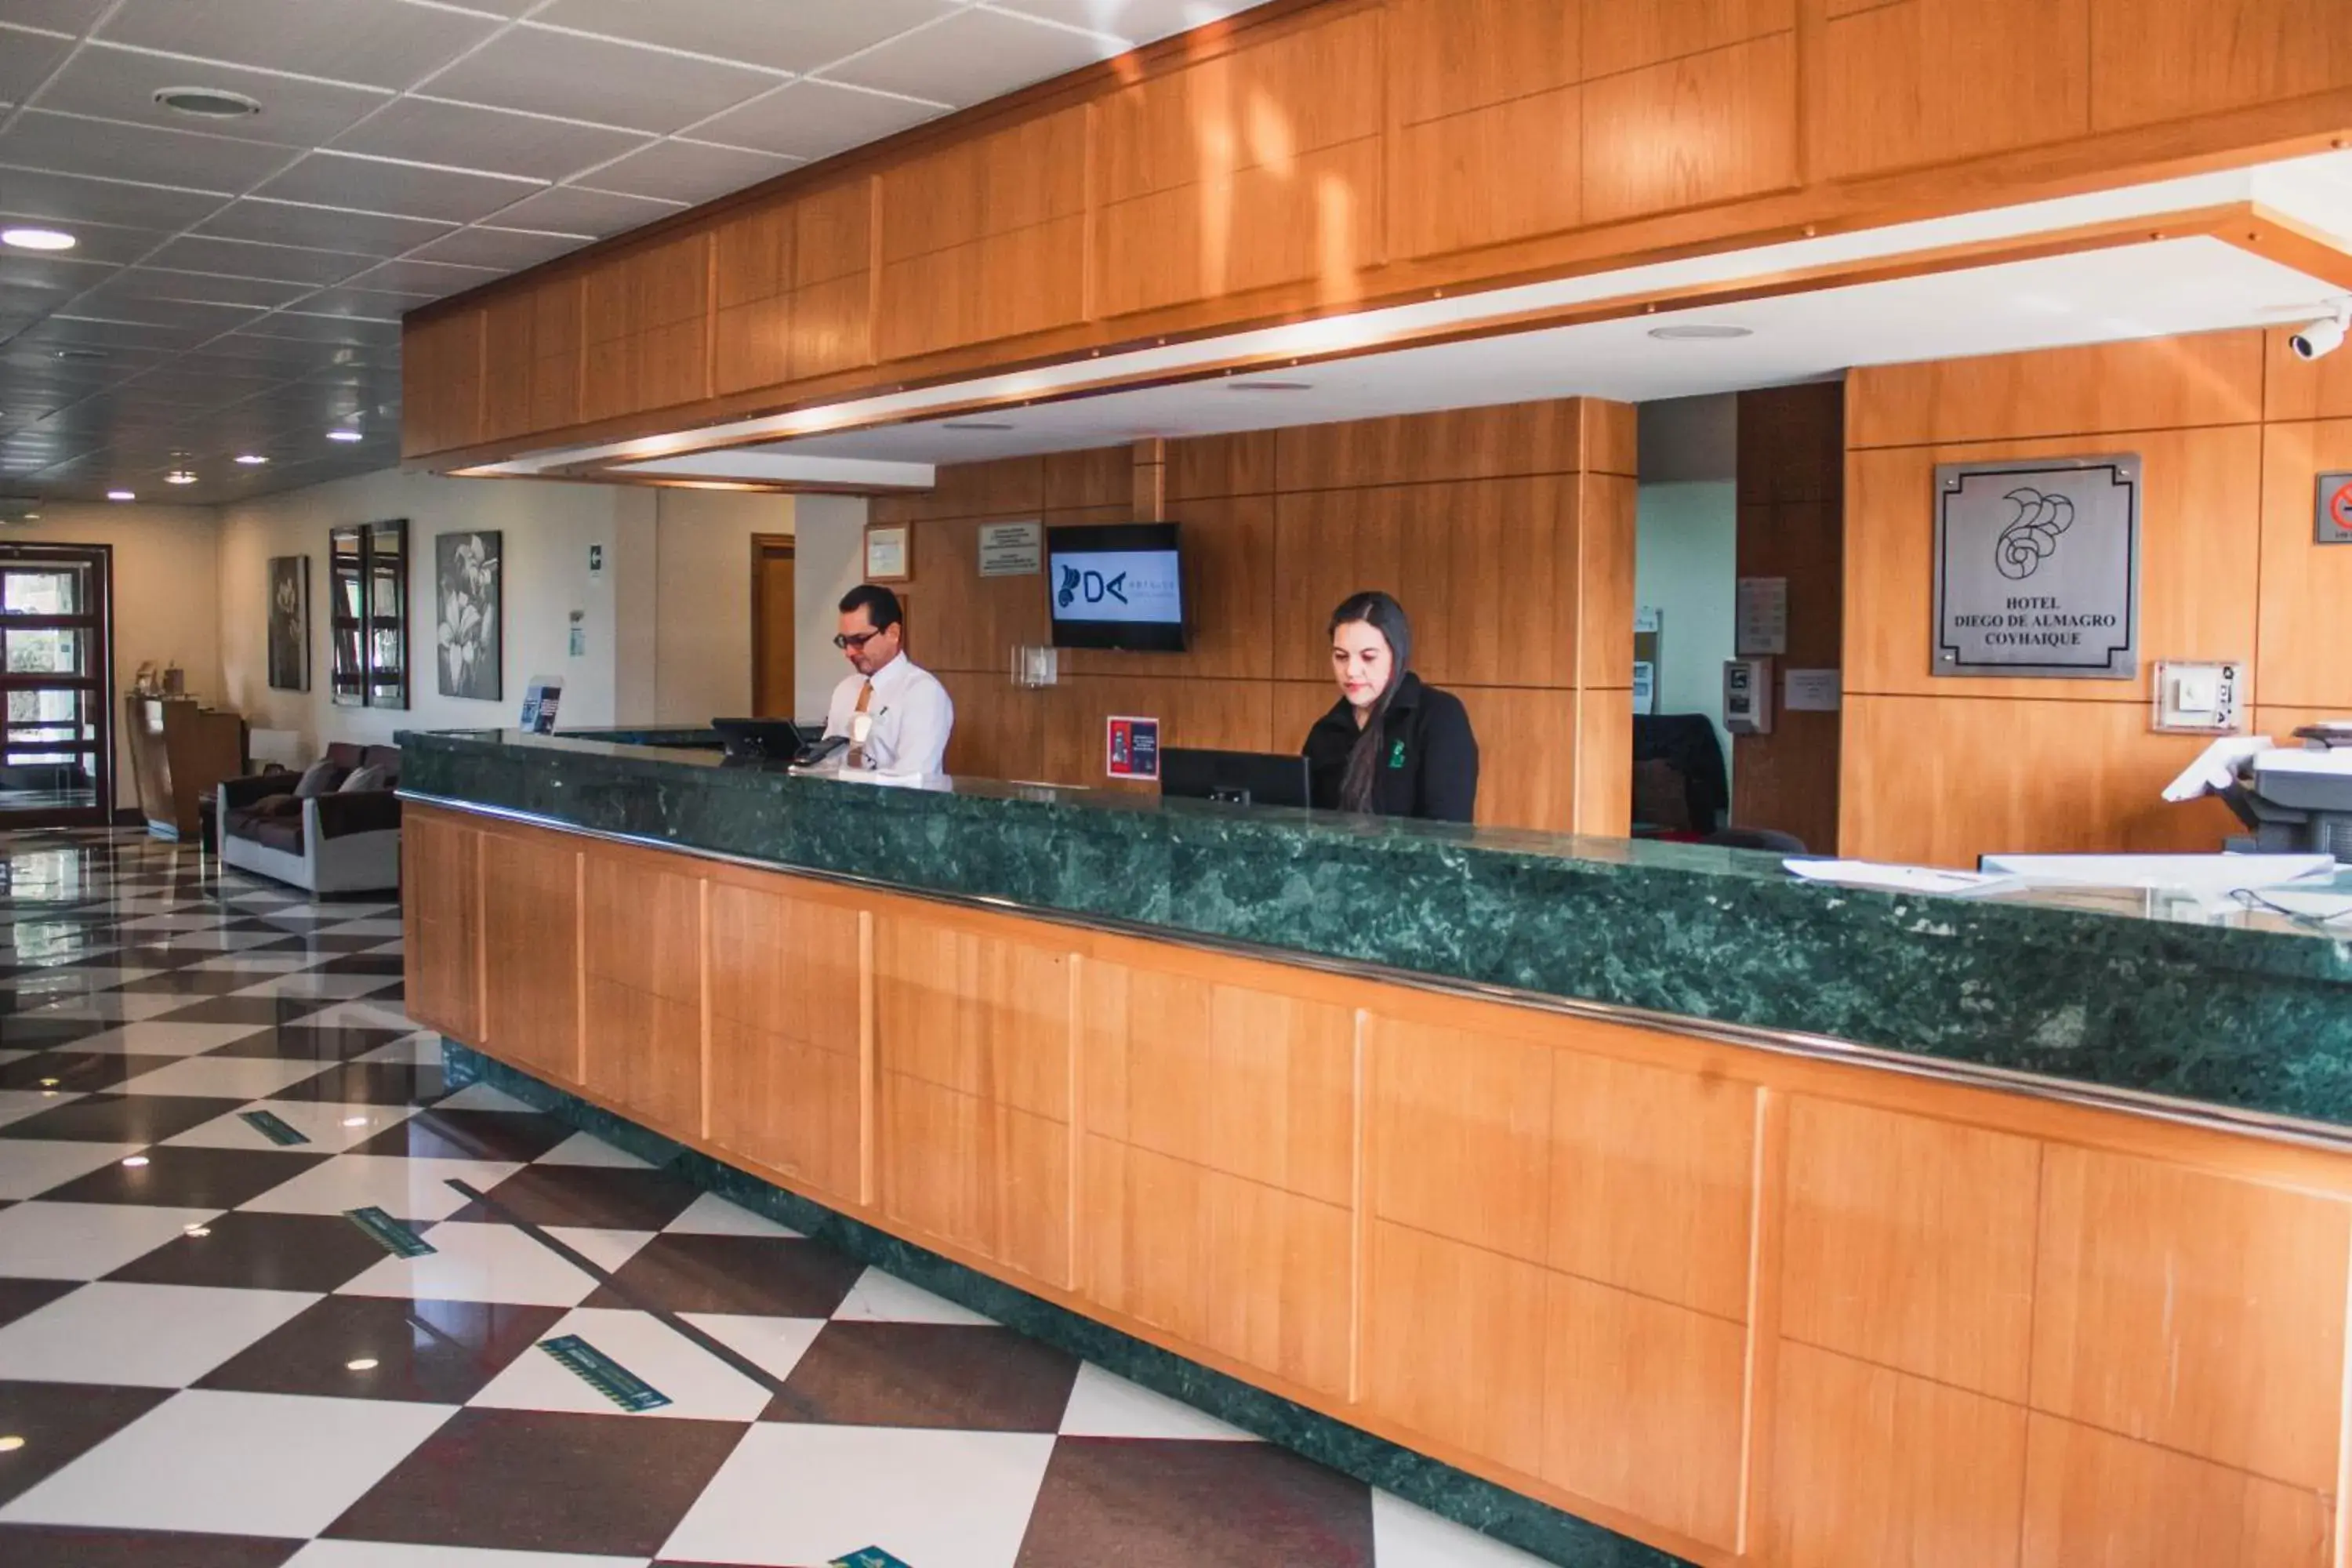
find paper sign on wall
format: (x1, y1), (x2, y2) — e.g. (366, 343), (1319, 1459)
(1106, 715), (1160, 781)
(978, 521), (1044, 576)
(1784, 668), (1842, 712)
(1735, 577), (1788, 656)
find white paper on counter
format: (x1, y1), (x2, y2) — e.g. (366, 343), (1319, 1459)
(1784, 860), (2009, 896)
(1976, 853), (2337, 893)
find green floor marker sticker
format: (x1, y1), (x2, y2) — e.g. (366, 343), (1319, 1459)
(539, 1334), (672, 1413)
(343, 1206), (435, 1258)
(831, 1550), (914, 1568)
(239, 1109), (311, 1146)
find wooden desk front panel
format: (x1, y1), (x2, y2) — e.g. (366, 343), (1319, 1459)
(414, 802), (2351, 1568)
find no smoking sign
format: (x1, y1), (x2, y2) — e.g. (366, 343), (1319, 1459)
(2322, 471), (2352, 544)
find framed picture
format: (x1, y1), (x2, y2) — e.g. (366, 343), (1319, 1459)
(864, 523), (910, 582)
(266, 555), (309, 691)
(435, 529), (503, 702)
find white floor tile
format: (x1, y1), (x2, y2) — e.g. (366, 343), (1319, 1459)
(230, 972), (401, 1002)
(316, 917), (405, 937)
(0, 1388), (452, 1537)
(295, 999), (423, 1033)
(4, 966), (157, 996)
(68, 1020), (273, 1057)
(117, 1054), (332, 1099)
(128, 930), (288, 952)
(240, 1154), (524, 1221)
(1372, 1490), (1556, 1566)
(831, 1266), (996, 1327)
(470, 1307), (771, 1421)
(661, 1425), (1055, 1568)
(338, 1220), (603, 1307)
(0, 1088), (81, 1129)
(0, 1141), (148, 1201)
(0, 1198), (217, 1276)
(270, 902), (398, 920)
(0, 1280), (314, 1384)
(664, 1192), (802, 1239)
(535, 1131), (651, 1169)
(355, 1031), (441, 1065)
(167, 1099), (419, 1153)
(287, 1544), (650, 1567)
(434, 1083), (541, 1115)
(677, 1312), (825, 1385)
(545, 1226), (656, 1274)
(116, 913), (230, 931)
(22, 991), (191, 1023)
(1057, 1362), (1258, 1441)
(183, 953), (323, 974)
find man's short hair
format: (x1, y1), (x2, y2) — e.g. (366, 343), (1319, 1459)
(838, 583), (904, 632)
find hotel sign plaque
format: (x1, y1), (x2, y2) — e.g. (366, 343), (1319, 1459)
(1933, 455), (2141, 680)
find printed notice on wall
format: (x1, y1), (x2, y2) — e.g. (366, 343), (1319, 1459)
(1933, 455), (2140, 679)
(1735, 577), (1788, 656)
(978, 521), (1044, 577)
(1105, 715), (1160, 781)
(1784, 668), (1842, 712)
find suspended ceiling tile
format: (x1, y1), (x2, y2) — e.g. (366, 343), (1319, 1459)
(575, 137), (800, 204)
(94, 0), (508, 92)
(0, 25), (76, 104)
(333, 96), (652, 184)
(693, 78), (945, 162)
(0, 109), (296, 191)
(0, 165), (227, 232)
(987, 0), (1258, 42)
(145, 231), (374, 285)
(0, 249), (118, 293)
(40, 44), (394, 147)
(291, 283), (429, 318)
(252, 151), (543, 223)
(236, 310), (401, 345)
(342, 256), (500, 296)
(428, 24), (784, 136)
(528, 0), (960, 74)
(821, 6), (1123, 107)
(82, 266), (312, 310)
(6, 0), (112, 31)
(33, 292), (264, 334)
(486, 183), (683, 238)
(405, 224), (588, 271)
(195, 196), (456, 256)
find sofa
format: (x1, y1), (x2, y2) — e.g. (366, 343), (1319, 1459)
(217, 743), (402, 894)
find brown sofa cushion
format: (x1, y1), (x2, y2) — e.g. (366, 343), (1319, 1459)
(238, 813), (304, 855)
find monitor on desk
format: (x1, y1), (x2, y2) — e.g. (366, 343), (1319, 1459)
(711, 717), (807, 762)
(1160, 748), (1310, 809)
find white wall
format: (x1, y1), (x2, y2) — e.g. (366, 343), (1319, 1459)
(5, 503), (221, 808)
(650, 488), (795, 724)
(792, 494), (868, 722)
(1634, 481), (1738, 769)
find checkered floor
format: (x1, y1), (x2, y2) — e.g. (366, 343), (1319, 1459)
(0, 827), (1544, 1568)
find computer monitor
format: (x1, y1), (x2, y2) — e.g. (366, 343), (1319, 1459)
(711, 717), (807, 762)
(1160, 747), (1311, 809)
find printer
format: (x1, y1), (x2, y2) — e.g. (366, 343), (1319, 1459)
(2169, 724), (2352, 860)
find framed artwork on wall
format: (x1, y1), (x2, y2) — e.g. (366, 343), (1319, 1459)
(267, 555), (308, 691)
(864, 523), (910, 582)
(435, 529), (503, 702)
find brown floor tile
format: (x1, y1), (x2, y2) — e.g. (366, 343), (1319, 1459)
(0, 1526), (301, 1566)
(586, 1232), (865, 1319)
(0, 1052), (182, 1094)
(314, 954), (406, 976)
(108, 946), (227, 973)
(276, 934), (397, 953)
(0, 1092), (249, 1145)
(350, 1107), (575, 1163)
(324, 1406), (747, 1556)
(198, 1294), (567, 1403)
(111, 971), (269, 998)
(142, 996), (323, 1029)
(205, 1025), (402, 1062)
(0, 1382), (176, 1506)
(1015, 1438), (1373, 1568)
(105, 1210), (393, 1291)
(765, 1323), (1080, 1432)
(455, 1163), (704, 1232)
(268, 1061), (443, 1106)
(0, 1278), (77, 1330)
(40, 1143), (321, 1207)
(0, 1018), (114, 1053)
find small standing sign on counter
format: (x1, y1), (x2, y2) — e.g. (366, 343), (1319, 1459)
(978, 521), (1043, 576)
(518, 676), (564, 735)
(1106, 715), (1160, 781)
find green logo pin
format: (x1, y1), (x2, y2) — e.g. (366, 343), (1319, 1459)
(1388, 739), (1406, 769)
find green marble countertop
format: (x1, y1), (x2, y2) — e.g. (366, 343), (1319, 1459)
(400, 727), (2352, 1130)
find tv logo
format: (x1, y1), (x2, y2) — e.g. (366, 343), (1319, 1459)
(1058, 564), (1128, 610)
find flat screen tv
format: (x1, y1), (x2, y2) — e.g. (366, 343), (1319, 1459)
(1047, 523), (1187, 652)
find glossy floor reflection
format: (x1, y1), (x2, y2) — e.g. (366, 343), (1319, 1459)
(0, 828), (1544, 1567)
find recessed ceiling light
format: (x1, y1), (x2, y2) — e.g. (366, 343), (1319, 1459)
(106, 490), (135, 502)
(942, 421), (1015, 432)
(155, 86), (263, 119)
(0, 1437), (24, 1454)
(1228, 380), (1313, 392)
(165, 470), (198, 486)
(235, 454), (269, 466)
(327, 429), (363, 443)
(1, 227), (75, 252)
(1646, 324), (1754, 340)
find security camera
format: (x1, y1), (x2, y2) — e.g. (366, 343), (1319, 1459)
(2290, 303), (2350, 361)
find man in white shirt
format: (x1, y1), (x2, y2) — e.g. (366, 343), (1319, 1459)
(821, 584), (955, 776)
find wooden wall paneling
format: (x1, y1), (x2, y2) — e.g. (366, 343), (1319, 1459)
(2255, 417), (2352, 710)
(478, 826), (581, 1086)
(1043, 675), (1275, 791)
(704, 873), (866, 1204)
(2028, 1144), (2349, 1489)
(1808, 0), (2091, 180)
(401, 808), (479, 1041)
(788, 179), (876, 381)
(1041, 445), (1134, 512)
(2018, 1411), (2333, 1568)
(1577, 470), (1637, 691)
(906, 514), (1053, 673)
(481, 289), (537, 443)
(1274, 401), (1594, 492)
(1062, 494), (1277, 682)
(1779, 1095), (2042, 1399)
(1367, 1014), (1555, 1265)
(526, 278), (583, 434)
(1838, 694), (2241, 864)
(399, 307), (483, 459)
(937, 671), (1048, 784)
(1843, 426), (2265, 706)
(875, 454), (1046, 525)
(712, 201), (793, 394)
(2267, 325), (2352, 423)
(580, 845), (705, 1142)
(2089, 0), (2352, 131)
(1385, 0), (1581, 258)
(1581, 33), (1798, 227)
(873, 911), (1073, 1286)
(1765, 1339), (2029, 1568)
(1572, 684), (1632, 836)
(1166, 431), (1277, 501)
(1581, 0), (1795, 78)
(581, 233), (713, 422)
(1848, 332), (2267, 449)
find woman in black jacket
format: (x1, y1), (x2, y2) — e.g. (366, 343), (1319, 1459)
(1301, 591), (1479, 822)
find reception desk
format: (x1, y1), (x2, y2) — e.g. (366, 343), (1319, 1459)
(401, 729), (2352, 1568)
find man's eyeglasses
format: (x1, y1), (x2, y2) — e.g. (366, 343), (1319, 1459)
(833, 629), (884, 651)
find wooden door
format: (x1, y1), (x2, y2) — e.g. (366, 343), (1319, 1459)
(0, 543), (114, 827)
(752, 535), (796, 719)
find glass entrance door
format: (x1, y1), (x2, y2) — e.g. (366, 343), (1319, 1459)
(0, 544), (112, 826)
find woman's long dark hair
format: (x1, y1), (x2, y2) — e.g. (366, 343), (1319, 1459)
(1330, 591), (1413, 813)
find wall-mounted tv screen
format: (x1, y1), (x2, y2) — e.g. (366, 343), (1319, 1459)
(1047, 523), (1187, 652)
